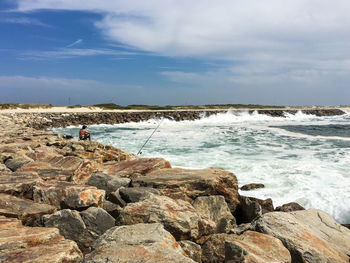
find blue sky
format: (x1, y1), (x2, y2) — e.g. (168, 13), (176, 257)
(1, 0), (350, 106)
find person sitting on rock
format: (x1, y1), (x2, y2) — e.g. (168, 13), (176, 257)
(79, 125), (91, 142)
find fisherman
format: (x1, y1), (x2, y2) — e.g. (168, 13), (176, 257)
(79, 125), (91, 142)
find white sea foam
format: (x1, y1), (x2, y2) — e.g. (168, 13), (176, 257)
(56, 110), (350, 223)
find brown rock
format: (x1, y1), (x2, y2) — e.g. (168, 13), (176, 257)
(201, 232), (291, 263)
(117, 194), (215, 240)
(0, 193), (56, 226)
(240, 183), (264, 191)
(0, 216), (82, 263)
(179, 240), (202, 262)
(248, 197), (274, 212)
(70, 159), (102, 184)
(254, 209), (350, 263)
(32, 180), (105, 209)
(0, 171), (42, 198)
(224, 231), (291, 263)
(5, 155), (33, 171)
(101, 157), (171, 178)
(84, 223), (196, 263)
(275, 202), (305, 212)
(133, 168), (240, 213)
(192, 195), (236, 233)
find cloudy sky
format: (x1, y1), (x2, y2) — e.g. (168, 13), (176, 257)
(1, 0), (350, 106)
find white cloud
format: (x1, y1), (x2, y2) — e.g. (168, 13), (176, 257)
(12, 0), (350, 104)
(21, 48), (136, 60)
(66, 39), (83, 48)
(1, 17), (51, 27)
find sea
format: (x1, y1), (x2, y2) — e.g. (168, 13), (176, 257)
(55, 110), (350, 224)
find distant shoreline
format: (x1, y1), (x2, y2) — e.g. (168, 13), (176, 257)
(0, 105), (349, 114)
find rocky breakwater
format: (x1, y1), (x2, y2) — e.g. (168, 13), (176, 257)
(0, 113), (350, 263)
(4, 107), (346, 129)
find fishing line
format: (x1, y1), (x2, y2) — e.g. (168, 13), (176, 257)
(137, 118), (164, 155)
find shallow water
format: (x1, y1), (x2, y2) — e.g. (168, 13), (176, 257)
(56, 110), (350, 224)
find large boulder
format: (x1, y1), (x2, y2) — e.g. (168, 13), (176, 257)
(42, 208), (115, 253)
(192, 195), (236, 233)
(80, 207), (115, 237)
(0, 216), (82, 263)
(0, 193), (56, 226)
(224, 231), (291, 263)
(117, 194), (215, 240)
(254, 209), (350, 263)
(118, 186), (160, 203)
(32, 180), (105, 210)
(0, 172), (42, 198)
(84, 223), (196, 263)
(41, 209), (92, 253)
(201, 232), (291, 263)
(133, 168), (240, 213)
(101, 157), (171, 178)
(86, 173), (130, 195)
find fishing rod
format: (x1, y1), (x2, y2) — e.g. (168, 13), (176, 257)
(137, 118), (164, 155)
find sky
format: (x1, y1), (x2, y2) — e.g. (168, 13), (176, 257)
(1, 0), (350, 106)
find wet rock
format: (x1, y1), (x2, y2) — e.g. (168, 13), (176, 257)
(84, 223), (196, 263)
(133, 168), (240, 213)
(179, 240), (202, 263)
(0, 171), (42, 198)
(101, 157), (171, 178)
(0, 216), (82, 263)
(192, 195), (236, 233)
(275, 202), (305, 212)
(33, 180), (105, 210)
(234, 196), (262, 224)
(86, 173), (130, 195)
(119, 186), (160, 203)
(5, 155), (33, 171)
(248, 197), (274, 213)
(0, 193), (56, 226)
(240, 183), (264, 191)
(117, 194), (215, 240)
(224, 231), (291, 263)
(254, 209), (350, 263)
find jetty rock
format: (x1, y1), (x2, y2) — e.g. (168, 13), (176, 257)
(132, 167), (240, 213)
(83, 223), (196, 263)
(254, 209), (350, 263)
(200, 231), (291, 263)
(116, 193), (215, 241)
(0, 216), (83, 263)
(1, 111), (350, 262)
(0, 193), (56, 226)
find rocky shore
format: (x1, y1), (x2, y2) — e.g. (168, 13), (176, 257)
(1, 111), (350, 263)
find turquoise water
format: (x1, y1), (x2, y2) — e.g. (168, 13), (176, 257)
(56, 110), (350, 224)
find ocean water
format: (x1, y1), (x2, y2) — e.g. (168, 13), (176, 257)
(55, 110), (350, 224)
